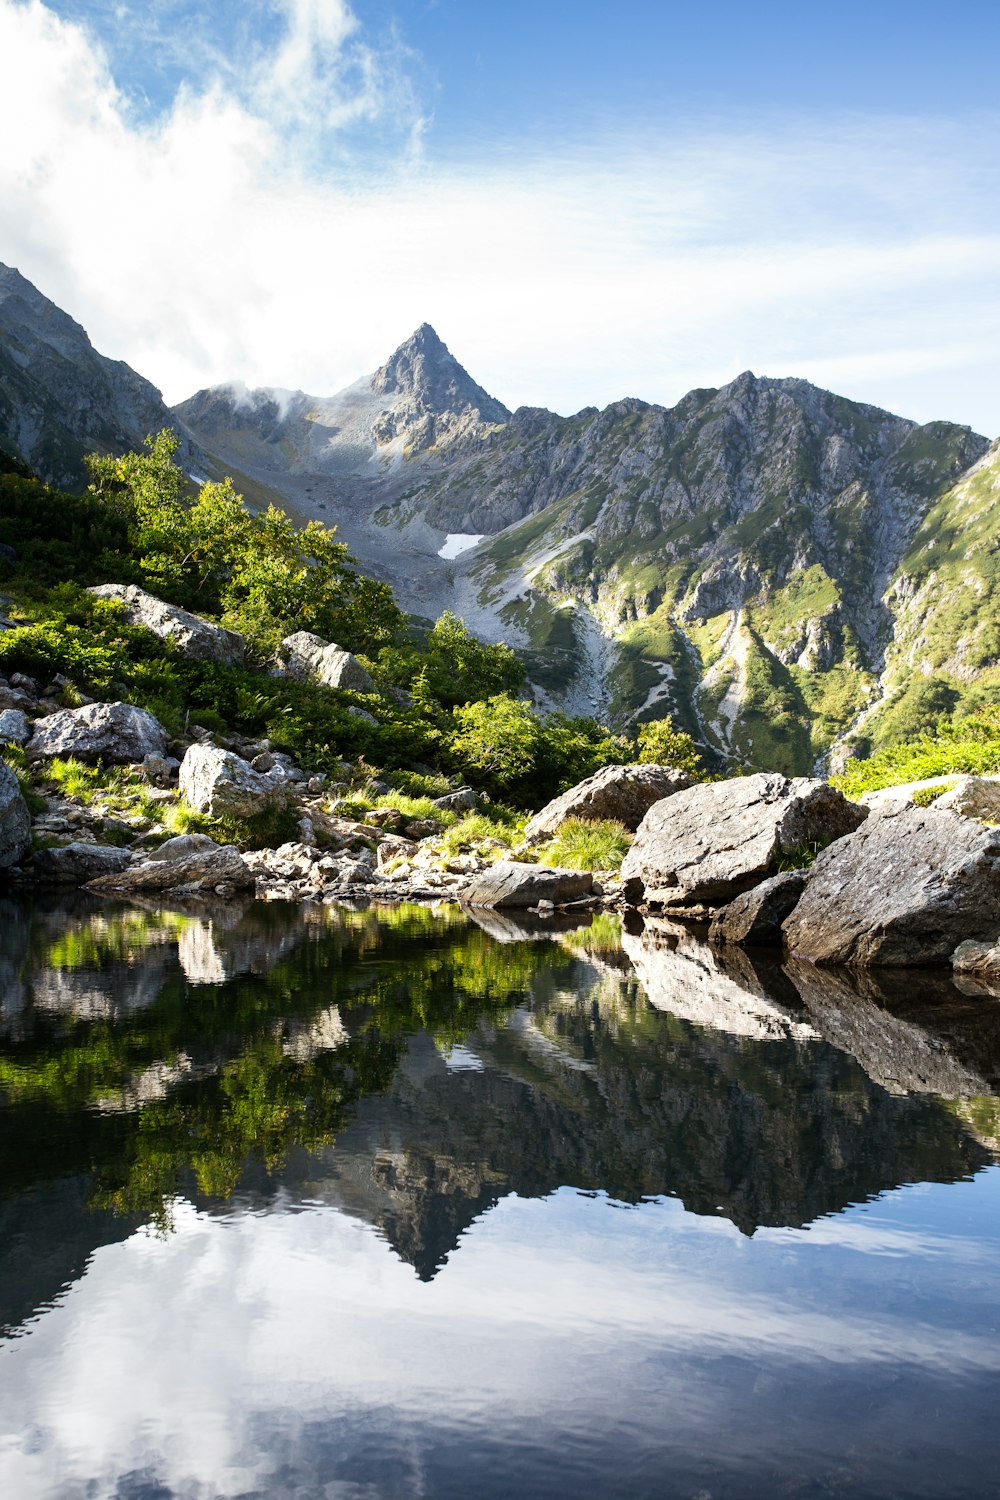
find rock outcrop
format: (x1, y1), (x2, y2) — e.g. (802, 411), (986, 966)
(276, 632), (375, 694)
(523, 763), (693, 844)
(621, 772), (866, 911)
(31, 842), (133, 884)
(88, 585), (245, 666)
(0, 759), (30, 867)
(179, 744), (288, 820)
(27, 702), (168, 764)
(935, 776), (1000, 823)
(709, 869), (808, 945)
(85, 837), (254, 897)
(462, 861), (593, 909)
(783, 806), (1000, 966)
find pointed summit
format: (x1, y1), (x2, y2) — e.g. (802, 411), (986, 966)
(372, 324), (510, 426)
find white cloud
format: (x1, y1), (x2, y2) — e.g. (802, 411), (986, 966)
(0, 0), (998, 435)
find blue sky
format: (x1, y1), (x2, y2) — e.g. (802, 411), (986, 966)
(1, 0), (998, 432)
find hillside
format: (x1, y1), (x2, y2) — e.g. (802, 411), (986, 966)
(0, 264), (188, 488)
(1, 262), (997, 774)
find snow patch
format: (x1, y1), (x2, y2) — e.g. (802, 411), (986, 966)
(438, 532), (484, 560)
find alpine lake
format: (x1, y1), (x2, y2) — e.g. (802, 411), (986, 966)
(1, 893), (999, 1500)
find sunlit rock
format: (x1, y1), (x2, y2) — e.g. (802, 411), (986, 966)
(27, 701), (168, 765)
(784, 806), (1000, 966)
(622, 772), (865, 911)
(523, 763), (692, 844)
(88, 584), (245, 666)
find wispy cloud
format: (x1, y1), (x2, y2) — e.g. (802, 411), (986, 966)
(1, 0), (998, 434)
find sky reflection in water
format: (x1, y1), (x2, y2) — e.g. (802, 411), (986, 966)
(0, 896), (999, 1498)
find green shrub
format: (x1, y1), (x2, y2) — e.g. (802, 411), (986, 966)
(439, 810), (525, 855)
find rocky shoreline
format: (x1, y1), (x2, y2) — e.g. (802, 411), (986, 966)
(5, 609), (1000, 987)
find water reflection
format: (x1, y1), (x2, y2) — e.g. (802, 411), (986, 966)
(2, 897), (1000, 1497)
(0, 897), (997, 1313)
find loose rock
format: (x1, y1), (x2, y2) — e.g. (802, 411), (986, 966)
(0, 708), (29, 745)
(709, 869), (807, 945)
(31, 841), (133, 884)
(85, 838), (255, 896)
(277, 631), (375, 693)
(462, 860), (593, 908)
(935, 776), (1000, 824)
(88, 584), (245, 666)
(179, 743), (288, 820)
(0, 758), (31, 868)
(524, 762), (693, 844)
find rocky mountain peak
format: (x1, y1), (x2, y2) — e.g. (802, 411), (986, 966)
(371, 323), (510, 425)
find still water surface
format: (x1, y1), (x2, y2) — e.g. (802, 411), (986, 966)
(1, 895), (999, 1498)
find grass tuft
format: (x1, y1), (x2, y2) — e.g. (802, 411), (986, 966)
(538, 818), (632, 872)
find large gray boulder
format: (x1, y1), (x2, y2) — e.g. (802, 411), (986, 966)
(277, 631), (375, 693)
(27, 702), (168, 764)
(783, 806), (1000, 966)
(709, 869), (808, 945)
(88, 584), (245, 666)
(462, 860), (593, 908)
(0, 759), (31, 868)
(621, 772), (866, 911)
(85, 838), (255, 896)
(523, 763), (693, 845)
(179, 743), (287, 820)
(0, 708), (29, 745)
(31, 841), (133, 884)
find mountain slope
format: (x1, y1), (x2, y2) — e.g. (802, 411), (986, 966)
(175, 331), (993, 771)
(0, 263), (181, 487)
(3, 263), (996, 774)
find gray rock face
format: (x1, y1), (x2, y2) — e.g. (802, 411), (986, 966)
(0, 759), (30, 868)
(523, 763), (693, 845)
(783, 806), (1000, 966)
(0, 709), (29, 745)
(31, 842), (132, 884)
(432, 788), (478, 814)
(934, 776), (1000, 823)
(462, 860), (593, 909)
(85, 839), (255, 896)
(146, 833), (220, 862)
(709, 869), (807, 945)
(88, 585), (245, 666)
(277, 631), (375, 693)
(179, 744), (287, 820)
(0, 263), (187, 490)
(621, 772), (866, 910)
(27, 702), (168, 764)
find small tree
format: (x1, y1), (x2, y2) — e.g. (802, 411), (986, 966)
(636, 717), (704, 776)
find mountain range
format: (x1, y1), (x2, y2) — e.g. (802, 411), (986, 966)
(2, 260), (998, 774)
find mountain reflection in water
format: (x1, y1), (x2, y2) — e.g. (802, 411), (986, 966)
(1, 895), (999, 1498)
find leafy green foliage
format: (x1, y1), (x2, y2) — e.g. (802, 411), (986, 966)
(84, 431), (404, 658)
(636, 717), (705, 775)
(1, 432), (646, 809)
(834, 705), (1000, 799)
(449, 695), (630, 806)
